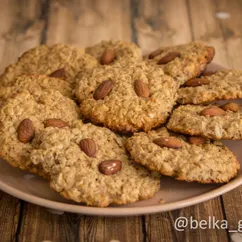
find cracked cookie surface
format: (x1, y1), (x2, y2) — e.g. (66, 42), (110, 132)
(75, 61), (179, 132)
(126, 127), (239, 183)
(30, 121), (160, 207)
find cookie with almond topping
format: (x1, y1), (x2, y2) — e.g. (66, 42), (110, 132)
(126, 127), (240, 183)
(167, 104), (242, 140)
(75, 61), (179, 133)
(177, 70), (242, 104)
(0, 89), (80, 176)
(0, 44), (98, 86)
(146, 42), (215, 84)
(85, 40), (142, 65)
(30, 121), (160, 207)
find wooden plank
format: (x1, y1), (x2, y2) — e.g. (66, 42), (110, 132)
(0, 191), (21, 242)
(18, 204), (143, 242)
(215, 0), (242, 69)
(46, 0), (132, 47)
(145, 198), (228, 242)
(178, 198), (228, 242)
(17, 202), (81, 242)
(0, 0), (46, 73)
(133, 0), (192, 54)
(78, 216), (143, 242)
(187, 0), (229, 67)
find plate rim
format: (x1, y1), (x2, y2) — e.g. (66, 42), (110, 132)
(0, 174), (241, 216)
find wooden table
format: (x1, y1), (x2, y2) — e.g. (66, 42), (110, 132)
(0, 0), (242, 241)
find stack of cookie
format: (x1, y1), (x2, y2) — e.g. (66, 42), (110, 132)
(0, 40), (240, 207)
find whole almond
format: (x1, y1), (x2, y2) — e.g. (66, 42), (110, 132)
(153, 137), (182, 149)
(221, 102), (239, 112)
(200, 107), (226, 117)
(98, 160), (122, 175)
(79, 138), (97, 157)
(44, 119), (68, 128)
(17, 119), (35, 143)
(148, 49), (163, 59)
(188, 136), (207, 145)
(184, 78), (210, 87)
(202, 70), (217, 76)
(206, 46), (215, 63)
(94, 80), (113, 100)
(49, 68), (66, 79)
(134, 79), (150, 98)
(157, 52), (181, 64)
(100, 49), (116, 65)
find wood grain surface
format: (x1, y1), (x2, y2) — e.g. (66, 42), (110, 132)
(0, 0), (242, 241)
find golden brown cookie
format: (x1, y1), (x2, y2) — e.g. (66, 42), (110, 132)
(85, 40), (142, 65)
(126, 128), (239, 183)
(167, 104), (242, 140)
(178, 70), (242, 104)
(0, 44), (98, 86)
(30, 121), (160, 207)
(0, 89), (80, 176)
(75, 61), (179, 133)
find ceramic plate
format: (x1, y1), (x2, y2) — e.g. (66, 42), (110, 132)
(0, 63), (241, 216)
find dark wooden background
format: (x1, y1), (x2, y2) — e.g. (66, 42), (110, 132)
(0, 0), (242, 241)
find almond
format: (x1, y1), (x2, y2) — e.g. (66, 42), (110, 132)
(206, 46), (215, 63)
(98, 160), (122, 175)
(184, 78), (210, 87)
(188, 136), (207, 145)
(153, 137), (182, 149)
(100, 48), (116, 65)
(94, 80), (113, 100)
(221, 102), (239, 112)
(17, 119), (35, 143)
(44, 119), (68, 128)
(157, 52), (181, 64)
(49, 68), (66, 79)
(79, 138), (96, 157)
(202, 70), (217, 76)
(200, 107), (226, 117)
(148, 49), (163, 59)
(134, 79), (150, 98)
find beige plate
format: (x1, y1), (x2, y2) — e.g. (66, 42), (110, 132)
(0, 63), (242, 216)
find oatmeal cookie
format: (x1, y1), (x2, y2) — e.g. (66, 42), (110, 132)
(30, 121), (160, 207)
(0, 44), (98, 86)
(126, 127), (239, 183)
(85, 40), (142, 65)
(75, 61), (179, 133)
(178, 70), (242, 104)
(146, 42), (215, 84)
(167, 104), (242, 140)
(0, 89), (80, 175)
(0, 75), (73, 103)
